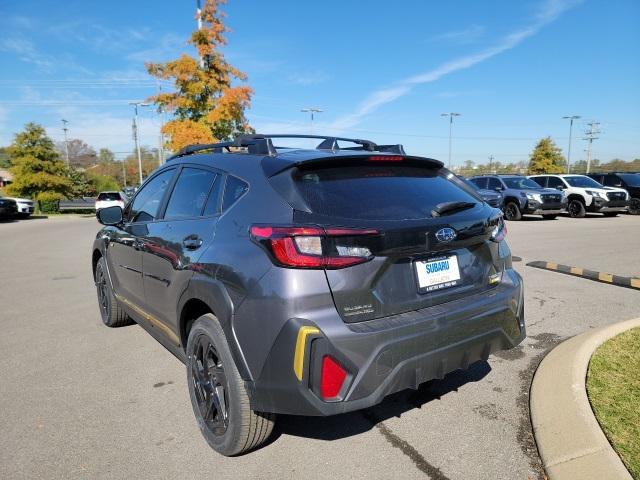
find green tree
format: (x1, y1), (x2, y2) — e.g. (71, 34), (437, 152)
(97, 148), (115, 163)
(0, 147), (10, 168)
(5, 123), (71, 199)
(146, 0), (253, 151)
(528, 137), (566, 174)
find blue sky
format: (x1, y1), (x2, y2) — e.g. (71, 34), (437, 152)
(1, 0), (639, 165)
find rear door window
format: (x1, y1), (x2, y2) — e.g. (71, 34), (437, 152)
(222, 176), (249, 212)
(469, 177), (487, 189)
(487, 178), (503, 190)
(164, 168), (216, 219)
(293, 165), (477, 221)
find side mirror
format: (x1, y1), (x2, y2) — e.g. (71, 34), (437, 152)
(97, 205), (123, 226)
(556, 186), (565, 190)
(494, 186), (503, 192)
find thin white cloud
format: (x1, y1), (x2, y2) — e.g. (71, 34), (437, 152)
(0, 37), (53, 70)
(329, 0), (582, 130)
(286, 70), (332, 86)
(430, 25), (485, 45)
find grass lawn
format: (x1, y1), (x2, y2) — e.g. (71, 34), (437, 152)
(587, 327), (640, 479)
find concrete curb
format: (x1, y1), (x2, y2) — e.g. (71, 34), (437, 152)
(530, 317), (640, 480)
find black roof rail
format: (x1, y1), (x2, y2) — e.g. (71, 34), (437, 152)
(166, 133), (406, 161)
(244, 134), (379, 152)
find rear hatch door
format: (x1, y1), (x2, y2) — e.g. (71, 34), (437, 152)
(274, 159), (503, 323)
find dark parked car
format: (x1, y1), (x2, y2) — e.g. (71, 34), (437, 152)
(469, 175), (566, 220)
(586, 173), (640, 215)
(0, 197), (18, 219)
(92, 134), (525, 455)
(457, 175), (504, 208)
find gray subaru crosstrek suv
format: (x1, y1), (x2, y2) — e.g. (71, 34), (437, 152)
(92, 134), (525, 456)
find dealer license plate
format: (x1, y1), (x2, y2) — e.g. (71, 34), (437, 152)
(415, 255), (461, 292)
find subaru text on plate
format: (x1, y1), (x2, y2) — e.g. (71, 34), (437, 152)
(92, 134), (525, 456)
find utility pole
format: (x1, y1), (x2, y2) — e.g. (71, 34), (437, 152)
(301, 108), (323, 137)
(562, 115), (581, 173)
(583, 121), (601, 174)
(129, 102), (149, 185)
(122, 158), (127, 188)
(196, 0), (205, 68)
(488, 155), (495, 174)
(441, 112), (461, 169)
(61, 119), (70, 166)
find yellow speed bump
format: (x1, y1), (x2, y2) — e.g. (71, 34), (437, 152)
(293, 326), (320, 381)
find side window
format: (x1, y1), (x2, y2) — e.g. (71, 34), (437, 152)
(127, 169), (175, 223)
(530, 176), (546, 187)
(222, 176), (249, 212)
(487, 177), (502, 190)
(546, 176), (564, 189)
(469, 177), (487, 189)
(164, 168), (216, 220)
(203, 175), (224, 216)
(604, 175), (621, 187)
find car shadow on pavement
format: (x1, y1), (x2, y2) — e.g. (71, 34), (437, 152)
(272, 360), (491, 444)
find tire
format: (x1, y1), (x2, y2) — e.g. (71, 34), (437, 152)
(627, 198), (640, 215)
(94, 257), (133, 327)
(503, 201), (522, 221)
(567, 199), (586, 218)
(186, 314), (275, 456)
(602, 212), (618, 217)
(542, 214), (557, 220)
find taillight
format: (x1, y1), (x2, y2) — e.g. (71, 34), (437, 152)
(490, 217), (507, 242)
(320, 355), (347, 400)
(250, 225), (378, 269)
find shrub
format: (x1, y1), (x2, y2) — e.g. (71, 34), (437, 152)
(37, 191), (63, 214)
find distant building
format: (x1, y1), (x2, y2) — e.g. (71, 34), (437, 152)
(0, 169), (13, 188)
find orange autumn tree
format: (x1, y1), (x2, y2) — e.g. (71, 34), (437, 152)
(146, 0), (253, 151)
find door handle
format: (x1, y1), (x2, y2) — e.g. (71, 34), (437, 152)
(182, 235), (203, 250)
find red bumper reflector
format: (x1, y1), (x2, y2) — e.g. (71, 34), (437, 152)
(320, 355), (347, 400)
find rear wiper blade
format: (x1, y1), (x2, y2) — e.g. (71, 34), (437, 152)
(431, 201), (476, 217)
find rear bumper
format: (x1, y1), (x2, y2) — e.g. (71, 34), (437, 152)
(247, 269), (525, 416)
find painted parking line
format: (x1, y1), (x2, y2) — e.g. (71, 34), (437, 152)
(526, 260), (640, 291)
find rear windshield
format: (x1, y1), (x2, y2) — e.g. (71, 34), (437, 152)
(293, 166), (477, 220)
(98, 192), (121, 201)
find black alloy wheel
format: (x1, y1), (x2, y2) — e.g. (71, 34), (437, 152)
(629, 198), (640, 215)
(504, 202), (522, 221)
(567, 199), (586, 218)
(190, 335), (230, 436)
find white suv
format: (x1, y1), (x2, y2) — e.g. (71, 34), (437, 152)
(95, 191), (127, 213)
(529, 174), (629, 218)
(7, 197), (35, 218)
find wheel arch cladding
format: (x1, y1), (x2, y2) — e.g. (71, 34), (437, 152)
(178, 275), (253, 381)
(504, 196), (522, 207)
(92, 249), (102, 277)
(568, 193), (585, 203)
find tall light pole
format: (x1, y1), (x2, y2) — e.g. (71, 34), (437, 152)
(130, 102), (149, 185)
(562, 115), (581, 173)
(195, 0), (205, 68)
(61, 119), (70, 166)
(441, 112), (461, 169)
(301, 108), (323, 137)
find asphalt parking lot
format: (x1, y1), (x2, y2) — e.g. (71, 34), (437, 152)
(1, 214), (639, 480)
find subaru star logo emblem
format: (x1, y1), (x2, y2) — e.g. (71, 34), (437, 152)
(435, 227), (457, 243)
